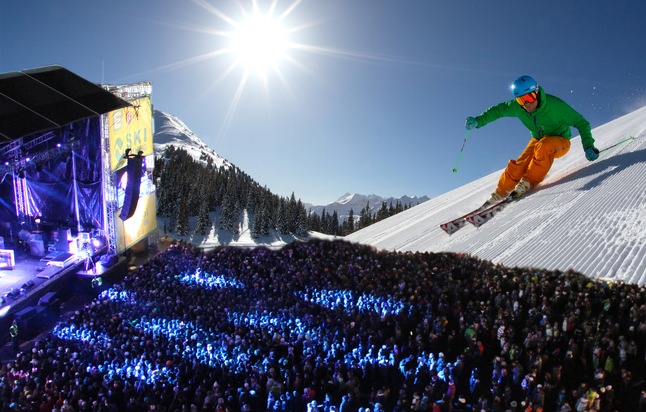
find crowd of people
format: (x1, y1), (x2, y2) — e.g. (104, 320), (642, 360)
(1, 238), (645, 411)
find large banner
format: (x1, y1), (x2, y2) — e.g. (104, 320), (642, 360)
(107, 96), (153, 171)
(115, 193), (157, 253)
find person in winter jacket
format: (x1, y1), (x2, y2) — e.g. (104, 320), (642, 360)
(465, 75), (599, 207)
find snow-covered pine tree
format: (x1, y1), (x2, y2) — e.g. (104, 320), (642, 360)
(176, 200), (189, 236)
(195, 202), (211, 235)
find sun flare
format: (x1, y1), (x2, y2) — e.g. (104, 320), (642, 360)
(231, 14), (288, 76)
(184, 0), (395, 139)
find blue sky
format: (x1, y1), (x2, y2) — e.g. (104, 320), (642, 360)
(2, 1), (645, 205)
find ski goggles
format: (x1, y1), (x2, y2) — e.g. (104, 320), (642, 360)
(515, 91), (538, 105)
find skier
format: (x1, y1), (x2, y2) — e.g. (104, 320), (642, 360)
(465, 75), (600, 207)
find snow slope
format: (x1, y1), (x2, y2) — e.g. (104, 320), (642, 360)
(345, 106), (646, 285)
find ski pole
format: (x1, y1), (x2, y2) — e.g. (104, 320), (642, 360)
(600, 135), (635, 153)
(452, 130), (470, 173)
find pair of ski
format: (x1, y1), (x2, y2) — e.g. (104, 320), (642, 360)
(440, 195), (517, 235)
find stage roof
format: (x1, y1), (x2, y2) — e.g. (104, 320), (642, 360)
(0, 65), (131, 142)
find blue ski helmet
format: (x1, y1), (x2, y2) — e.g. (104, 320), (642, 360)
(511, 75), (538, 97)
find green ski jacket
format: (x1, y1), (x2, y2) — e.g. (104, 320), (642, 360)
(474, 87), (595, 150)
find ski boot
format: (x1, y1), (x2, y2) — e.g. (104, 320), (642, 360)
(509, 180), (532, 200)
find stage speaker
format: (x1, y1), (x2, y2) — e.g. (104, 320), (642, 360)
(39, 291), (59, 307)
(29, 239), (46, 257)
(7, 288), (20, 298)
(55, 236), (70, 252)
(14, 306), (37, 322)
(119, 156), (143, 221)
(53, 228), (72, 252)
(21, 280), (36, 290)
(55, 228), (71, 240)
(14, 306), (40, 339)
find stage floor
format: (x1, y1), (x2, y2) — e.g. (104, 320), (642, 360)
(2, 249), (75, 299)
(0, 242), (126, 362)
(0, 245), (113, 315)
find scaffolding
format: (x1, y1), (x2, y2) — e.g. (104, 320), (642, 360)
(12, 167), (27, 221)
(102, 82), (153, 101)
(101, 114), (119, 256)
(3, 132), (58, 223)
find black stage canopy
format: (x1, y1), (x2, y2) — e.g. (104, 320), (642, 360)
(0, 65), (131, 142)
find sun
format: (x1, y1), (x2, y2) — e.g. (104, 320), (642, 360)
(181, 0), (395, 138)
(136, 0), (405, 141)
(231, 13), (288, 76)
(183, 0), (298, 81)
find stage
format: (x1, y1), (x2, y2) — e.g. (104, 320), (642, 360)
(0, 67), (157, 361)
(0, 236), (120, 350)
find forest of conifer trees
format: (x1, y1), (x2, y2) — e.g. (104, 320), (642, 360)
(154, 146), (417, 238)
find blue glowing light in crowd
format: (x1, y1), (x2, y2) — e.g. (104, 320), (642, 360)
(49, 278), (433, 393)
(224, 309), (410, 371)
(98, 288), (137, 303)
(296, 288), (407, 316)
(52, 324), (177, 386)
(51, 314), (449, 388)
(52, 293), (420, 387)
(227, 310), (313, 338)
(178, 268), (245, 289)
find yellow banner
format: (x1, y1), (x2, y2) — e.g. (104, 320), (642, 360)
(115, 193), (157, 253)
(108, 96), (153, 171)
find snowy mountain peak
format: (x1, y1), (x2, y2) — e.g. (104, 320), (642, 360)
(335, 193), (384, 206)
(346, 105), (646, 286)
(337, 192), (355, 204)
(305, 193), (430, 220)
(334, 192), (428, 207)
(154, 110), (232, 170)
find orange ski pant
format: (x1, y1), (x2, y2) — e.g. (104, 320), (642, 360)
(495, 135), (571, 197)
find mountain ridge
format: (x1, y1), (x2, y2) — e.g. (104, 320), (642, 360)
(304, 193), (430, 221)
